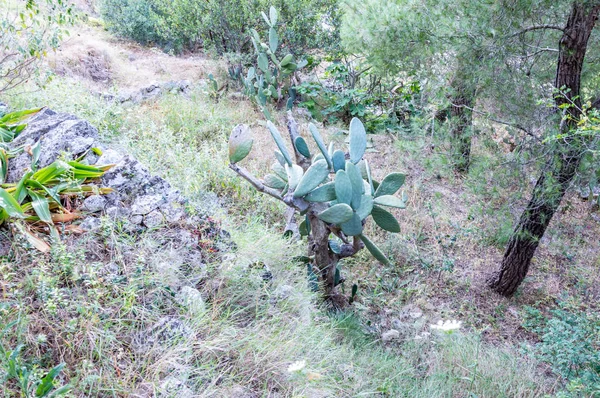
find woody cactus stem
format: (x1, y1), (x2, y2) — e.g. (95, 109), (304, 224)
(228, 113), (407, 306)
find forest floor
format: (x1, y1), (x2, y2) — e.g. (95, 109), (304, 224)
(2, 17), (599, 398)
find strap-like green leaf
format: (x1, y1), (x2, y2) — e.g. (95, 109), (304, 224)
(0, 188), (24, 217)
(28, 189), (53, 224)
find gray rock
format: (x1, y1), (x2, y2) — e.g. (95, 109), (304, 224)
(80, 217), (102, 232)
(96, 148), (124, 165)
(143, 210), (165, 228)
(131, 194), (165, 215)
(176, 286), (205, 315)
(82, 195), (106, 213)
(158, 376), (194, 398)
(381, 329), (400, 342)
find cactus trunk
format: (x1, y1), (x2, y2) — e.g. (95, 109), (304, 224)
(307, 207), (339, 300)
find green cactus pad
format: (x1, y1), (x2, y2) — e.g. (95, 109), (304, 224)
(228, 125), (253, 164)
(271, 162), (288, 181)
(374, 195), (407, 209)
(294, 159), (330, 198)
(274, 150), (285, 166)
(345, 161), (364, 210)
(359, 234), (390, 265)
(341, 213), (363, 236)
(374, 173), (406, 197)
(349, 118), (367, 163)
(318, 203), (354, 224)
(286, 163), (304, 191)
(309, 123), (333, 169)
(280, 54), (293, 67)
(356, 194), (374, 220)
(304, 182), (336, 202)
(334, 170), (353, 205)
(258, 53), (269, 72)
(332, 150), (346, 172)
(263, 173), (287, 189)
(294, 136), (311, 158)
(267, 121), (293, 166)
(371, 205), (400, 232)
(269, 6), (278, 25)
(269, 27), (278, 53)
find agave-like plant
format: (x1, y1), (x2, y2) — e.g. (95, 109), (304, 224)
(0, 108), (114, 252)
(228, 112), (407, 305)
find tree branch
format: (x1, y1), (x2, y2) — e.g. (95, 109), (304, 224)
(229, 163), (283, 201)
(507, 25), (565, 38)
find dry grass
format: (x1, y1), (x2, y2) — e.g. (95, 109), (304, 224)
(47, 24), (221, 90)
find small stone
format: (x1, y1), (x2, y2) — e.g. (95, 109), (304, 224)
(82, 195), (106, 213)
(131, 194), (165, 215)
(381, 329), (400, 342)
(273, 284), (293, 300)
(80, 217), (102, 232)
(96, 148), (124, 165)
(176, 286), (205, 315)
(129, 214), (144, 225)
(158, 377), (194, 398)
(143, 210), (165, 228)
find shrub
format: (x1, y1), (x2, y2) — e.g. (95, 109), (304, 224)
(522, 302), (600, 396)
(296, 59), (422, 132)
(0, 0), (74, 93)
(100, 0), (340, 55)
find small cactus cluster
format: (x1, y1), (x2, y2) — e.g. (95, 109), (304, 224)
(228, 114), (407, 303)
(242, 7), (306, 114)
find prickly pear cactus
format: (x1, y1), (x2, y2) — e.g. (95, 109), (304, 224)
(242, 7), (306, 115)
(228, 114), (407, 306)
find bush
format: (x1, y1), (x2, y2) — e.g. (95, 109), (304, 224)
(0, 0), (74, 93)
(100, 0), (340, 55)
(522, 302), (600, 396)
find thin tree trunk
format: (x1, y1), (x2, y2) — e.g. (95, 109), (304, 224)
(488, 2), (600, 297)
(449, 78), (475, 173)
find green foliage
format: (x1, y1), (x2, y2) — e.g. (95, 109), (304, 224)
(522, 302), (600, 396)
(0, 321), (70, 397)
(0, 0), (74, 93)
(0, 109), (114, 251)
(296, 61), (422, 131)
(100, 0), (339, 55)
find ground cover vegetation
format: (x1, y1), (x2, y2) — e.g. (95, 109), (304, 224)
(0, 0), (599, 396)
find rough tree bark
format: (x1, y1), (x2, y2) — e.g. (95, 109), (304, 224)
(449, 75), (476, 173)
(488, 1), (600, 297)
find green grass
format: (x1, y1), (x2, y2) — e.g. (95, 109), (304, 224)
(1, 75), (558, 397)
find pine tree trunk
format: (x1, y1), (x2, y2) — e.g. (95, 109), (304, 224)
(488, 2), (600, 297)
(449, 82), (475, 173)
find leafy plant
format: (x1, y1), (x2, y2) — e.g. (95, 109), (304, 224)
(0, 109), (114, 252)
(100, 0), (339, 55)
(1, 0), (74, 93)
(296, 59), (422, 131)
(228, 114), (407, 305)
(522, 302), (600, 396)
(241, 7), (307, 116)
(1, 321), (70, 397)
